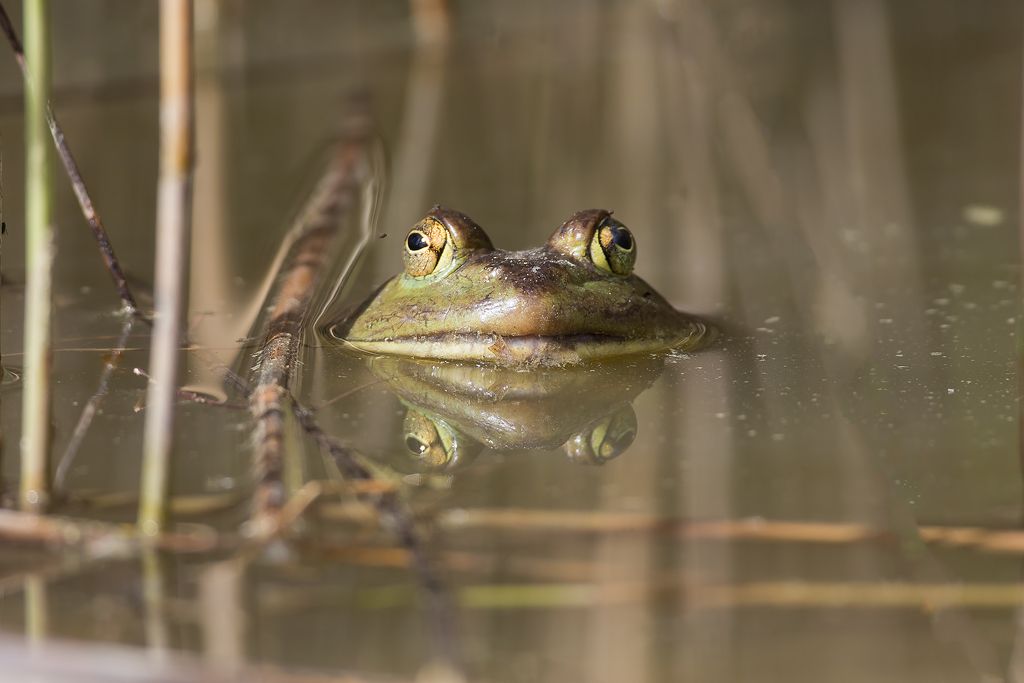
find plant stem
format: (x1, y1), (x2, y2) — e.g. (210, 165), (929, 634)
(139, 0), (194, 535)
(24, 574), (48, 645)
(19, 0), (52, 513)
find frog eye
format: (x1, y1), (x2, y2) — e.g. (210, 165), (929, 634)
(563, 406), (638, 465)
(403, 217), (453, 278)
(402, 208), (494, 279)
(589, 217), (636, 276)
(403, 413), (451, 467)
(546, 210), (638, 275)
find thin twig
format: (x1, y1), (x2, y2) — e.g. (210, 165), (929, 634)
(0, 2), (140, 314)
(263, 479), (399, 539)
(139, 0), (195, 536)
(53, 318), (135, 493)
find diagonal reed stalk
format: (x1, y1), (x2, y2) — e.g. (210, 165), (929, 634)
(0, 1), (139, 314)
(139, 0), (194, 535)
(19, 0), (52, 513)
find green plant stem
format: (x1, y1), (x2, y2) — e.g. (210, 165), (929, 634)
(20, 0), (52, 513)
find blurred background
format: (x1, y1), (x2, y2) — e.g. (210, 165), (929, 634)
(0, 1), (1021, 681)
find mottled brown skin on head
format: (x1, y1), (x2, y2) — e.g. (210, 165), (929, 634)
(330, 206), (710, 366)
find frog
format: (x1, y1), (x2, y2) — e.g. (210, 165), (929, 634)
(328, 206), (711, 366)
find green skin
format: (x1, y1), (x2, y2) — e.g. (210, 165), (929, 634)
(330, 207), (711, 366)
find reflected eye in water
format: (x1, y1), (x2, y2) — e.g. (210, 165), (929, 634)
(563, 405), (638, 465)
(405, 434), (430, 455)
(401, 408), (480, 471)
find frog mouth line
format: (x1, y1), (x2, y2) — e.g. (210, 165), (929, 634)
(334, 323), (711, 365)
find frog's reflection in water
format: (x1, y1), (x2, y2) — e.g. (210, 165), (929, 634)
(366, 356), (663, 472)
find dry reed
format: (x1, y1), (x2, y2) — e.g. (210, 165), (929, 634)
(139, 0), (195, 535)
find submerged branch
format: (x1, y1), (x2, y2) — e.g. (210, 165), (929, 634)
(242, 102), (460, 668)
(247, 111), (371, 531)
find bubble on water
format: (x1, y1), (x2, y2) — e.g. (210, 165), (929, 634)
(963, 204), (1004, 226)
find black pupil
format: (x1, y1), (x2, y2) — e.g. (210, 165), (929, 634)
(406, 436), (428, 454)
(407, 231), (429, 251)
(611, 227), (632, 250)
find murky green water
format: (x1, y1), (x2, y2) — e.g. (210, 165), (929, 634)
(0, 1), (1021, 681)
